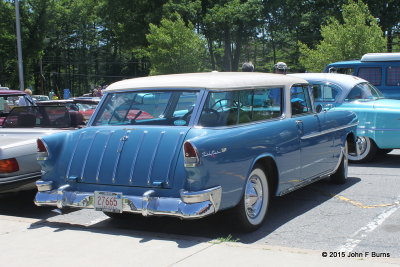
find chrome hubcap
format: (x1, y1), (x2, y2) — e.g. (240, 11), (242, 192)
(245, 175), (263, 219)
(356, 136), (368, 155)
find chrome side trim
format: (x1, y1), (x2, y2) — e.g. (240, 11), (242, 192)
(65, 131), (86, 181)
(147, 131), (165, 185)
(128, 130), (146, 184)
(0, 172), (42, 185)
(80, 131), (99, 181)
(165, 132), (186, 187)
(278, 149), (344, 197)
(358, 127), (400, 132)
(111, 130), (130, 184)
(34, 184), (222, 219)
(301, 123), (358, 140)
(96, 130), (115, 183)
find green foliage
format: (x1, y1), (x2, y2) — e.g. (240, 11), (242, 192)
(212, 234), (240, 243)
(146, 15), (208, 75)
(0, 0), (399, 93)
(0, 1), (17, 87)
(299, 0), (386, 72)
(203, 0), (262, 71)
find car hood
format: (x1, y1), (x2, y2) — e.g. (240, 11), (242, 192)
(52, 126), (190, 188)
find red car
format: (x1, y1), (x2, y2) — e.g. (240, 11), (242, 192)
(37, 97), (101, 122)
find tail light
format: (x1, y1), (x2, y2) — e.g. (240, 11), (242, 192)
(0, 158), (19, 173)
(37, 138), (49, 160)
(184, 141), (200, 167)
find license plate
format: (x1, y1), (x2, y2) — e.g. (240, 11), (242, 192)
(94, 191), (123, 213)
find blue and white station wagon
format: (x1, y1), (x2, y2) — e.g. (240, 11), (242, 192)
(34, 72), (358, 231)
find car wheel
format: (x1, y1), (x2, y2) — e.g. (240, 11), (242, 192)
(348, 136), (377, 163)
(233, 165), (270, 232)
(330, 141), (348, 184)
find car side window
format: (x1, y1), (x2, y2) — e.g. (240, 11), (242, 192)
(357, 67), (382, 86)
(312, 83), (340, 102)
(387, 66), (400, 86)
(328, 67), (354, 75)
(290, 85), (312, 116)
(198, 88), (283, 127)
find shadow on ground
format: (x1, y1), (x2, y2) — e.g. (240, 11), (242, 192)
(1, 177), (361, 245)
(350, 150), (400, 168)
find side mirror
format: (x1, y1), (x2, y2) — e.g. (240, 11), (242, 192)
(316, 104), (323, 113)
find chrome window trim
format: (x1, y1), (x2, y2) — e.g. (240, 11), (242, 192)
(301, 122), (358, 140)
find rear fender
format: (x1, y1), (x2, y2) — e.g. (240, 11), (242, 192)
(346, 132), (357, 155)
(249, 154), (279, 197)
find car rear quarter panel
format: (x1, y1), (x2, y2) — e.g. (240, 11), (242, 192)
(335, 102), (400, 148)
(185, 119), (302, 210)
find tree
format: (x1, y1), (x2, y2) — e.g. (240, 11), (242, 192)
(146, 15), (208, 75)
(364, 0), (400, 52)
(203, 0), (262, 71)
(299, 0), (386, 72)
(0, 1), (17, 88)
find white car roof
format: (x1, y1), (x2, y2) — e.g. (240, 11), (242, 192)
(105, 72), (308, 91)
(288, 73), (367, 88)
(361, 53), (400, 62)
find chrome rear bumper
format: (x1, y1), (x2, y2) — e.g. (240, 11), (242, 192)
(34, 181), (222, 219)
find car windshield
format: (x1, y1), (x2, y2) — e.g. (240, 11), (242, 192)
(92, 90), (199, 126)
(344, 82), (384, 101)
(2, 106), (71, 128)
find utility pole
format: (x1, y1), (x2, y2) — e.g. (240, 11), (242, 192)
(15, 0), (24, 91)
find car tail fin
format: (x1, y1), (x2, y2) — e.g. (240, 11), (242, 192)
(184, 141), (200, 167)
(37, 138), (49, 160)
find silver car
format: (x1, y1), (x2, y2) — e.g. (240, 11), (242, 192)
(0, 105), (83, 193)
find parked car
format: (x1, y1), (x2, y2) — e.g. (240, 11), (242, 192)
(0, 90), (32, 125)
(324, 53), (400, 99)
(37, 97), (100, 122)
(32, 95), (50, 102)
(290, 73), (400, 163)
(34, 72), (357, 231)
(0, 105), (84, 193)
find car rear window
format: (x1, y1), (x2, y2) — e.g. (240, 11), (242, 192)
(92, 90), (199, 126)
(344, 82), (384, 101)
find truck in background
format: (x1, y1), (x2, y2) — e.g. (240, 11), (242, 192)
(324, 53), (400, 99)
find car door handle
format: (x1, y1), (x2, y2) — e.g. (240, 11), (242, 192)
(295, 120), (304, 135)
